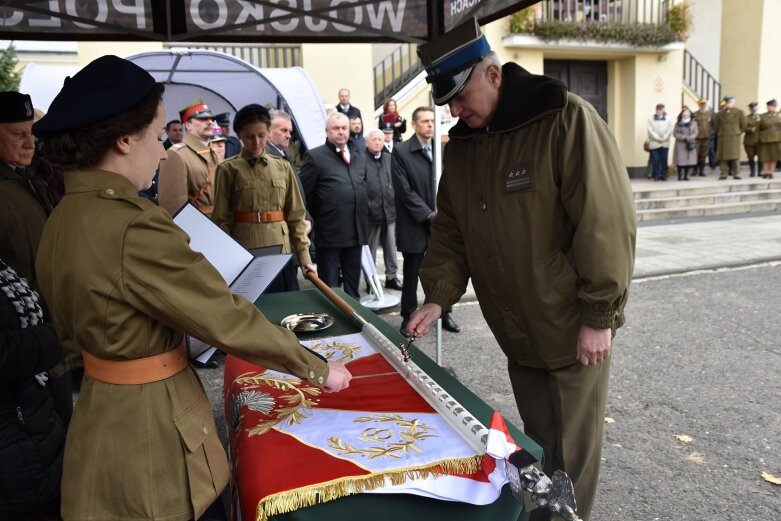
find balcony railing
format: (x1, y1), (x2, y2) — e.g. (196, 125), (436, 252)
(538, 0), (671, 25)
(165, 43), (301, 68)
(374, 43), (422, 109)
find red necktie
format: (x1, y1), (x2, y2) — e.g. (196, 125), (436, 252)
(339, 147), (350, 165)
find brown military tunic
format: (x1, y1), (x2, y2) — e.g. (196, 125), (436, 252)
(0, 162), (52, 286)
(715, 107), (746, 161)
(758, 111), (781, 162)
(693, 108), (714, 163)
(158, 132), (218, 215)
(36, 169), (328, 521)
(212, 150), (312, 266)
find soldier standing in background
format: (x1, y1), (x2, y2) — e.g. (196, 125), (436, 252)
(715, 95), (746, 180)
(758, 99), (781, 179)
(693, 98), (714, 177)
(744, 102), (760, 177)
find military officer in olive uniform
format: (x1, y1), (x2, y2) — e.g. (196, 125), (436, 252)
(693, 98), (715, 177)
(33, 56), (352, 521)
(758, 99), (781, 179)
(715, 95), (747, 180)
(744, 102), (761, 177)
(158, 98), (219, 216)
(212, 104), (314, 292)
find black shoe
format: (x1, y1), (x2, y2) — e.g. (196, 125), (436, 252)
(399, 318), (410, 338)
(441, 313), (460, 333)
(192, 358), (219, 369)
(385, 278), (403, 291)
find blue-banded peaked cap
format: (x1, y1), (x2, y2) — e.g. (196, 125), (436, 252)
(418, 17), (492, 106)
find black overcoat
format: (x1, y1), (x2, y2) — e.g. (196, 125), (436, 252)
(391, 136), (435, 254)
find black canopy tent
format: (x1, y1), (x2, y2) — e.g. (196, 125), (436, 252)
(1, 0), (537, 43)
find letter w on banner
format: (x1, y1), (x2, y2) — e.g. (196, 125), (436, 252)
(224, 332), (521, 521)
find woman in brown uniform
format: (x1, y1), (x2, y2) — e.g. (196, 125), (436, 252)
(32, 56), (351, 521)
(212, 105), (314, 292)
(759, 98), (781, 179)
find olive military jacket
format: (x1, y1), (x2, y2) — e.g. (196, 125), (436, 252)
(693, 109), (714, 140)
(758, 111), (781, 144)
(158, 132), (218, 215)
(744, 112), (761, 146)
(35, 170), (328, 521)
(212, 149), (312, 266)
(419, 63), (636, 369)
(0, 162), (52, 287)
(715, 108), (747, 160)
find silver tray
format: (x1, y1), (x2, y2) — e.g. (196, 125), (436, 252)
(281, 312), (334, 332)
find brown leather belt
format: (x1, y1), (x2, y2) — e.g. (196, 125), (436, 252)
(82, 341), (189, 385)
(233, 210), (286, 223)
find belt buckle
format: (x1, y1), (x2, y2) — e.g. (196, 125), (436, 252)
(256, 211), (264, 223)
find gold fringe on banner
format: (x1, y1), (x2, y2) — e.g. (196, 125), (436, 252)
(255, 455), (483, 521)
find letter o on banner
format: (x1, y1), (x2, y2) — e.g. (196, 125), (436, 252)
(191, 0), (228, 30)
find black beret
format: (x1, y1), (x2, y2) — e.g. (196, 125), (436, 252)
(0, 92), (34, 123)
(233, 104), (270, 134)
(33, 55), (156, 139)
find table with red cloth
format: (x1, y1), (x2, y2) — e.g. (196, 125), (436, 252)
(223, 289), (543, 521)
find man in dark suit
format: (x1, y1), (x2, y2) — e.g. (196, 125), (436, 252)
(336, 88), (362, 121)
(267, 109), (312, 235)
(300, 112), (368, 299)
(162, 119), (183, 149)
(392, 107), (459, 336)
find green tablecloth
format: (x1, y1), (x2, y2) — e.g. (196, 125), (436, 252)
(253, 289), (542, 521)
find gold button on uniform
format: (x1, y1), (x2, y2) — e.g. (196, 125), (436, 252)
(317, 376), (324, 385)
(202, 426), (208, 435)
(308, 370), (315, 379)
(105, 188), (116, 196)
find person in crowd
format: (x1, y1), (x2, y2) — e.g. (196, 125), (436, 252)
(158, 98), (219, 216)
(382, 123), (395, 153)
(673, 107), (699, 181)
(392, 106), (459, 336)
(266, 110), (303, 175)
(349, 116), (365, 151)
(209, 125), (227, 163)
(647, 103), (673, 181)
(744, 102), (761, 177)
(212, 104), (314, 293)
(379, 98), (407, 143)
(758, 98), (781, 179)
(163, 119), (183, 149)
(300, 112), (368, 299)
(364, 128), (402, 291)
(409, 19), (635, 521)
(715, 95), (746, 180)
(0, 259), (67, 521)
(336, 88), (361, 121)
(214, 112), (242, 159)
(33, 55), (351, 521)
(693, 98), (715, 177)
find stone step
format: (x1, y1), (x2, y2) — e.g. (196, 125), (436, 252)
(634, 188), (781, 210)
(634, 178), (781, 200)
(636, 199), (781, 222)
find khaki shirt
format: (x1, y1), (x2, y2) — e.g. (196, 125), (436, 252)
(36, 169), (327, 521)
(158, 132), (218, 215)
(744, 112), (761, 146)
(693, 109), (714, 139)
(759, 111), (781, 144)
(420, 65), (635, 369)
(212, 150), (312, 266)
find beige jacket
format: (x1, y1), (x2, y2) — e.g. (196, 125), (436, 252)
(212, 149), (312, 266)
(36, 169), (328, 521)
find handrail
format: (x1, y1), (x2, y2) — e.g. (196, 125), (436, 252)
(373, 43), (422, 109)
(683, 49), (721, 108)
(539, 0), (670, 25)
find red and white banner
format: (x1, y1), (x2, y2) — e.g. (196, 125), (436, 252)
(224, 333), (520, 520)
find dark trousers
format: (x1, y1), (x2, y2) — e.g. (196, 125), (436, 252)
(265, 259), (299, 294)
(509, 361), (611, 521)
(317, 245), (362, 299)
(650, 147), (668, 180)
(400, 252), (424, 318)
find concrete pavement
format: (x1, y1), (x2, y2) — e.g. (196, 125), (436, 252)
(362, 178), (781, 307)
